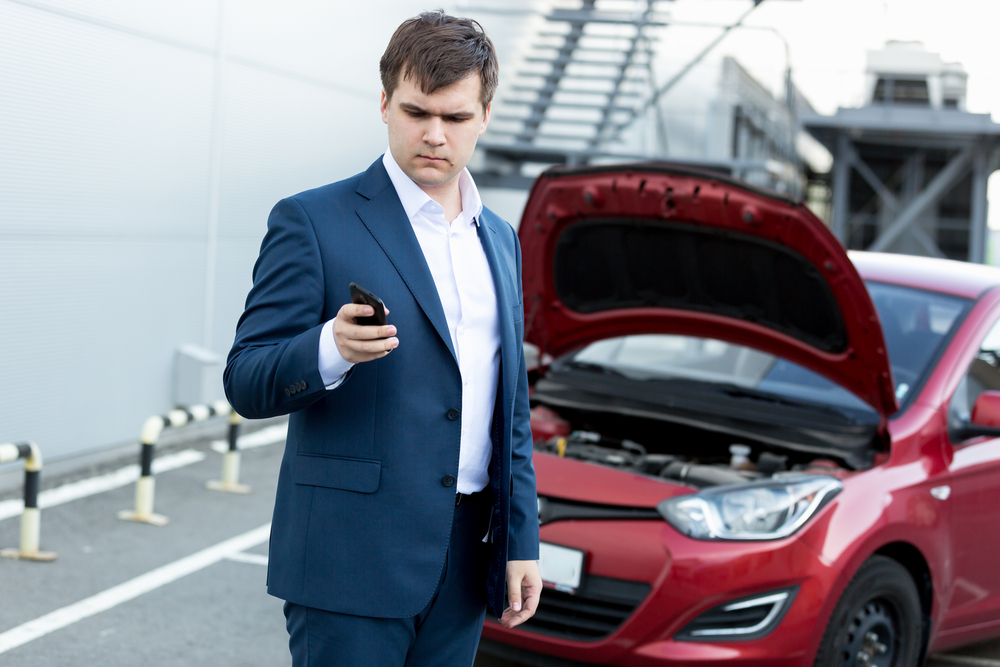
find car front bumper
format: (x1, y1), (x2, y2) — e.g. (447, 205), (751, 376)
(481, 517), (840, 666)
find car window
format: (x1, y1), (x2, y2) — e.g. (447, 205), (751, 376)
(574, 334), (874, 413)
(949, 316), (1000, 429)
(575, 335), (775, 385)
(867, 282), (968, 403)
(568, 283), (969, 414)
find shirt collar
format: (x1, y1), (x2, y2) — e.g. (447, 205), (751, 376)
(382, 149), (483, 226)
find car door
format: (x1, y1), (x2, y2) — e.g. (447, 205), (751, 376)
(942, 315), (1000, 630)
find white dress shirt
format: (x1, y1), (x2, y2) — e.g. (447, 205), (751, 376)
(317, 150), (502, 494)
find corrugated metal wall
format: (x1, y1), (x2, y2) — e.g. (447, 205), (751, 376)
(0, 0), (430, 460)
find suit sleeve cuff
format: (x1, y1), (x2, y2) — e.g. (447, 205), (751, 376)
(318, 319), (355, 389)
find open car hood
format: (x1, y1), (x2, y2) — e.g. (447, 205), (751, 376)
(519, 163), (898, 418)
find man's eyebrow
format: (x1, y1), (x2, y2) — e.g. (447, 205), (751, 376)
(398, 102), (476, 118)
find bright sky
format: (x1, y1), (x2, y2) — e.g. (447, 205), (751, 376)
(670, 0), (996, 115)
(457, 0), (1000, 226)
(666, 0), (1000, 226)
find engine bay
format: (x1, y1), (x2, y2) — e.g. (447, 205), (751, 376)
(530, 404), (853, 489)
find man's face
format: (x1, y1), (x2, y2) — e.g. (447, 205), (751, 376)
(381, 74), (490, 193)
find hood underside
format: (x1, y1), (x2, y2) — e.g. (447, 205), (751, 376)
(518, 163), (898, 418)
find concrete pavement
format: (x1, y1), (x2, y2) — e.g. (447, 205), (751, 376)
(2, 418), (999, 666)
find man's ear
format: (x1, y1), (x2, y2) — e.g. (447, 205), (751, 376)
(479, 103), (491, 136)
(380, 90), (389, 125)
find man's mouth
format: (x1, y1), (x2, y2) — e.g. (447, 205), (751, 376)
(418, 155), (447, 163)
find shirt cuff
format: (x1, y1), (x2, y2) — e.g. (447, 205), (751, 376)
(318, 319), (355, 389)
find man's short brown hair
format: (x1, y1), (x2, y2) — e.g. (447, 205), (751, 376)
(380, 11), (498, 111)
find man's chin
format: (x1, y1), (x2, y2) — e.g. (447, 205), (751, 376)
(407, 165), (458, 189)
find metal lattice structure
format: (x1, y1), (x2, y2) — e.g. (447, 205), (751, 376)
(803, 43), (1000, 263)
(476, 0), (670, 187)
(804, 111), (1000, 262)
(471, 0), (803, 194)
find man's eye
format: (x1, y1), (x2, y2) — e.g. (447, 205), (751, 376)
(448, 117), (469, 123)
(406, 110), (425, 118)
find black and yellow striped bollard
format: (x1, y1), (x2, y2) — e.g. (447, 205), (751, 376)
(206, 411), (250, 494)
(0, 441), (57, 561)
(117, 401), (231, 526)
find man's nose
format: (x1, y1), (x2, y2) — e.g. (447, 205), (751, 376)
(423, 117), (446, 145)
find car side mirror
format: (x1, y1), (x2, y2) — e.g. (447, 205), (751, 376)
(955, 390), (1000, 440)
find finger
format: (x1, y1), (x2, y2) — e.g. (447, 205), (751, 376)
(338, 303), (378, 320)
(335, 314), (396, 338)
(502, 576), (542, 627)
(506, 575), (524, 613)
(339, 348), (392, 364)
(344, 337), (398, 354)
(523, 584), (541, 614)
(500, 606), (533, 628)
(341, 323), (396, 341)
(369, 324), (396, 339)
(349, 350), (391, 362)
(507, 572), (524, 612)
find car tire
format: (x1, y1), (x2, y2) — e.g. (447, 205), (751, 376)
(813, 555), (923, 667)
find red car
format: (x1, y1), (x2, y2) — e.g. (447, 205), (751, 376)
(478, 164), (1000, 667)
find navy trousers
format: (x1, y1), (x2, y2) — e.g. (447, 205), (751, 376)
(284, 489), (493, 666)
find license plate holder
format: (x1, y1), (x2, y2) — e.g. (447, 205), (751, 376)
(538, 542), (585, 593)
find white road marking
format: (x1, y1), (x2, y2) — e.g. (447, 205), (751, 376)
(0, 523), (270, 655)
(0, 449), (206, 522)
(211, 423), (288, 453)
(225, 551), (269, 566)
(931, 655), (1000, 667)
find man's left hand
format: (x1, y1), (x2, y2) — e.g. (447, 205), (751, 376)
(500, 560), (542, 628)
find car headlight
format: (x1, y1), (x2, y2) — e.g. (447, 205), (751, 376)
(657, 476), (841, 540)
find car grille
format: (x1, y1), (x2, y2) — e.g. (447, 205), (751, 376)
(521, 574), (651, 641)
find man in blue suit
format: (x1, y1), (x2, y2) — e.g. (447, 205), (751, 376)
(224, 11), (540, 667)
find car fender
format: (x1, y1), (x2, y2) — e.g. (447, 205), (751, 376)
(798, 467), (950, 659)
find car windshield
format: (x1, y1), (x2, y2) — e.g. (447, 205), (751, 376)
(570, 282), (970, 413)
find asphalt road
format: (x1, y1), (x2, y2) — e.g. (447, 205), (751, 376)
(1, 419), (999, 667)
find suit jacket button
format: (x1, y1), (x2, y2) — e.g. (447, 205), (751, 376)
(446, 408), (460, 421)
(284, 388), (291, 397)
(442, 475), (455, 487)
(300, 380), (308, 391)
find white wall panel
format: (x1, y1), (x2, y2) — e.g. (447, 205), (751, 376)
(210, 238), (263, 367)
(12, 0), (219, 50)
(0, 240), (206, 460)
(224, 0), (427, 95)
(216, 62), (384, 239)
(0, 0), (538, 463)
(0, 1), (215, 238)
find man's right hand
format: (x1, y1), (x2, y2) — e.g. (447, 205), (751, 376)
(332, 303), (398, 363)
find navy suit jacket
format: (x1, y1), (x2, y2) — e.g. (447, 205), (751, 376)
(224, 157), (539, 619)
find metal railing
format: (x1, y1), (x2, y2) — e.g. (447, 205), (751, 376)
(0, 442), (56, 561)
(117, 401), (235, 526)
(206, 411), (251, 494)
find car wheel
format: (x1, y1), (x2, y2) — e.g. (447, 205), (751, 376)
(813, 555), (923, 667)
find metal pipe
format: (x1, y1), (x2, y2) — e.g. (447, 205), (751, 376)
(969, 144), (990, 263)
(605, 0), (766, 144)
(831, 133), (852, 242)
(0, 441), (57, 562)
(119, 401), (233, 525)
(207, 411), (250, 494)
(869, 146), (974, 253)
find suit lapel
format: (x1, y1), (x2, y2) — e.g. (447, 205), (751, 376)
(476, 211), (518, 421)
(354, 159), (457, 364)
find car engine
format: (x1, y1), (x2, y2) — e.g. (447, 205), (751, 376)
(531, 406), (850, 488)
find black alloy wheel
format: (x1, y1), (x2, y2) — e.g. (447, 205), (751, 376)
(813, 555), (923, 667)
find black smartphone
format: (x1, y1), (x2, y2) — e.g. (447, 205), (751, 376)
(349, 283), (387, 327)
